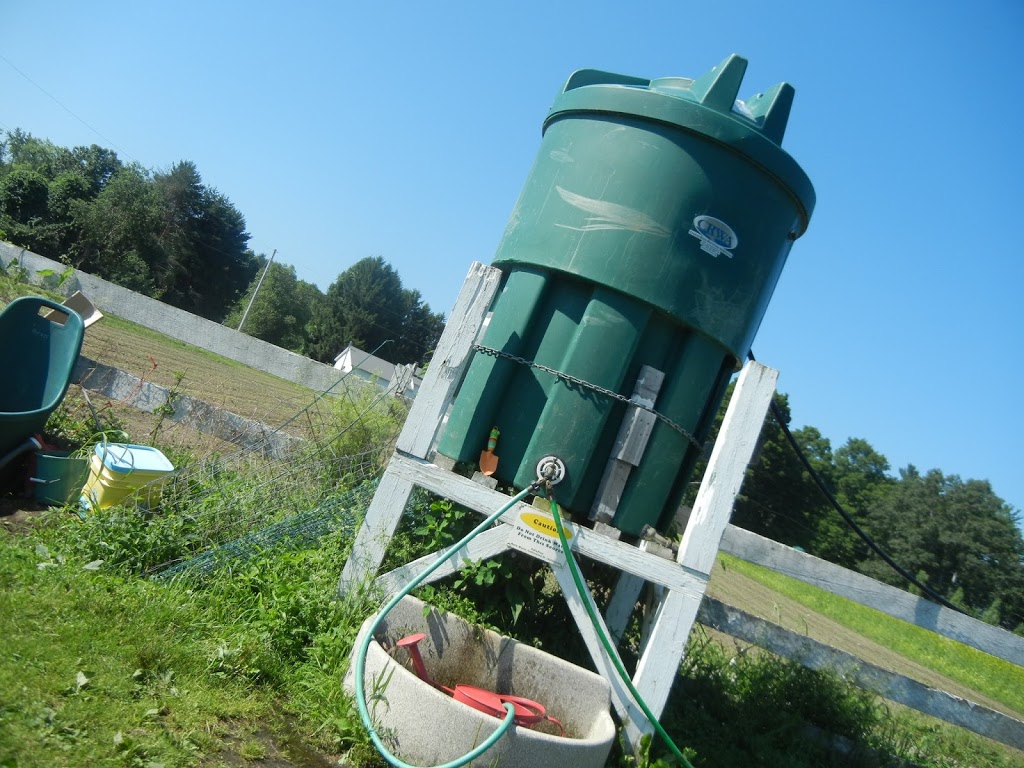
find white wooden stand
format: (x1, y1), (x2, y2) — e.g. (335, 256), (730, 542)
(338, 262), (777, 751)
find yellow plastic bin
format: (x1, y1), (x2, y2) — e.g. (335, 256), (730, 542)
(80, 443), (175, 511)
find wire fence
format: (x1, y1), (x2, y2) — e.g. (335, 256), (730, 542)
(116, 375), (407, 580)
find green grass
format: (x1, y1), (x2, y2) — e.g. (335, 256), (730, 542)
(0, 540), (278, 768)
(720, 552), (1024, 715)
(0, 518), (386, 768)
(5, 519), (1024, 767)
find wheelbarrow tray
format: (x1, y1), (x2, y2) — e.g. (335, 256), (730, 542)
(0, 296), (84, 459)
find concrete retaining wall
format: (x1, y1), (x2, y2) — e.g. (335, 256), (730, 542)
(1, 241), (345, 395)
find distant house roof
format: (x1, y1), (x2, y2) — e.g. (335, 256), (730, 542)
(333, 344), (396, 383)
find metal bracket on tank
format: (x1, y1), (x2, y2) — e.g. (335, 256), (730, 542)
(535, 455), (566, 486)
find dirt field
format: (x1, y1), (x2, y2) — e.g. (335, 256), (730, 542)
(80, 316), (321, 431)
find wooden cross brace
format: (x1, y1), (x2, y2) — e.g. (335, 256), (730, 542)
(337, 262), (777, 751)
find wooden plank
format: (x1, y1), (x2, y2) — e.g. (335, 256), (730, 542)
(386, 452), (709, 597)
(374, 527), (512, 597)
(386, 451), (527, 522)
(589, 366), (664, 522)
(624, 361), (777, 749)
(339, 263), (500, 595)
(676, 362), (778, 575)
(396, 262), (502, 459)
(630, 587), (704, 726)
(574, 527), (706, 599)
(337, 467), (416, 595)
(550, 557), (643, 730)
(604, 537), (669, 646)
(615, 366), (664, 465)
(605, 572), (645, 644)
(720, 525), (1024, 668)
(698, 597), (1024, 752)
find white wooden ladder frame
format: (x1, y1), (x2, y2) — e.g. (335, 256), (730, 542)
(338, 262), (777, 750)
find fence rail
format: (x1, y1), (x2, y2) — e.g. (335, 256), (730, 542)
(716, 524), (1024, 749)
(720, 524), (1024, 668)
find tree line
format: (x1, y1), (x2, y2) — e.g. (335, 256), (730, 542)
(0, 129), (444, 366)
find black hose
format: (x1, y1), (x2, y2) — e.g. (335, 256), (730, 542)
(747, 350), (965, 615)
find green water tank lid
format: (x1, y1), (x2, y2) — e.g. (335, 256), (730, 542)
(545, 54), (816, 234)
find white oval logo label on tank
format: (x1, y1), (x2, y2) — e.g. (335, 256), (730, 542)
(689, 215), (738, 258)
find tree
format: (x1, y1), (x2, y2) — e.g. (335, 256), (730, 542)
(1, 129), (124, 260)
(306, 256), (444, 365)
(1, 129), (75, 179)
(716, 392), (831, 552)
(225, 261), (323, 351)
(833, 438), (895, 515)
(69, 164), (163, 293)
(393, 288), (446, 364)
(45, 172), (92, 256)
(152, 161), (256, 320)
(0, 167), (54, 254)
(70, 144), (122, 195)
(858, 467), (1024, 628)
(809, 437), (896, 567)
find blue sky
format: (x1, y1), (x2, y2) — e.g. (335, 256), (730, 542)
(4, 1), (1022, 518)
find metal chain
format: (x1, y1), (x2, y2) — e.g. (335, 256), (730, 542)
(471, 343), (704, 451)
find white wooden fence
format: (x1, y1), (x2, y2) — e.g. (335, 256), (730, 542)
(715, 526), (1024, 750)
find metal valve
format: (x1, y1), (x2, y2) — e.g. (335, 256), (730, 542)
(535, 455), (566, 485)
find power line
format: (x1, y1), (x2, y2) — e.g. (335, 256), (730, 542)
(0, 53), (138, 165)
(0, 62), (432, 352)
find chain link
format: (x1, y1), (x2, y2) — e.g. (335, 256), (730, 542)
(471, 343), (704, 451)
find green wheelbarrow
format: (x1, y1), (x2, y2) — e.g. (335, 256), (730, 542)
(0, 296), (85, 470)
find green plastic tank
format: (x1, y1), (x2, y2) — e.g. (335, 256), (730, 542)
(437, 55), (815, 536)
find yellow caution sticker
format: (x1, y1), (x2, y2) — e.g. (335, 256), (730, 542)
(521, 512), (574, 541)
(510, 508), (577, 562)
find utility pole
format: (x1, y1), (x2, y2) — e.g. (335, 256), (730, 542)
(237, 249), (276, 333)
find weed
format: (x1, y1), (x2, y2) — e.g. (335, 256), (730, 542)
(0, 258), (30, 284)
(618, 734), (697, 768)
(46, 504), (197, 573)
(324, 382), (408, 473)
(150, 368), (186, 440)
(411, 496), (469, 550)
(42, 390), (129, 452)
(238, 737), (268, 759)
(34, 265), (75, 290)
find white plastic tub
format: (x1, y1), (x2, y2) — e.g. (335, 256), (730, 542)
(345, 594), (615, 768)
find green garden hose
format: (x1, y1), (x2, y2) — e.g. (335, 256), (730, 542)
(547, 492), (696, 768)
(354, 484), (537, 768)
